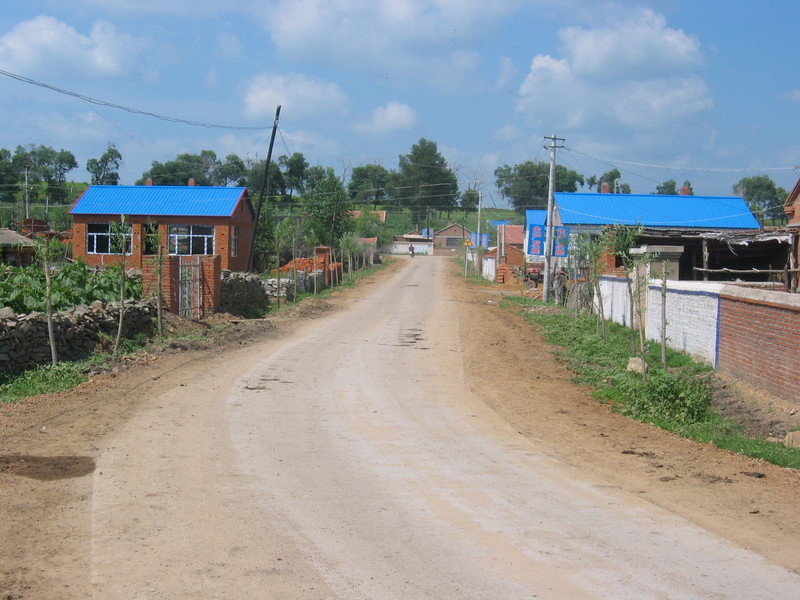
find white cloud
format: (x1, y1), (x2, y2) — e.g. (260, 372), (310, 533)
(783, 89), (800, 104)
(256, 0), (518, 85)
(243, 73), (349, 120)
(0, 16), (144, 77)
(356, 101), (417, 135)
(516, 8), (712, 135)
(559, 9), (702, 79)
(496, 57), (518, 89)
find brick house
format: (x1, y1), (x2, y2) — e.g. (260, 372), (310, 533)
(69, 184), (255, 271)
(433, 223), (472, 255)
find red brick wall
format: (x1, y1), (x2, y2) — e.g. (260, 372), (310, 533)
(717, 295), (800, 402)
(142, 255), (221, 318)
(72, 214), (253, 271)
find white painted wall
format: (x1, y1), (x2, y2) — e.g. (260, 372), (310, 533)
(599, 277), (725, 365)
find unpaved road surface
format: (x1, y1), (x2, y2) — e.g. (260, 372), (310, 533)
(2, 257), (800, 599)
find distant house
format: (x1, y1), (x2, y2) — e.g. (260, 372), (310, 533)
(391, 231), (433, 255)
(0, 228), (34, 266)
(69, 184), (255, 271)
(433, 223), (472, 255)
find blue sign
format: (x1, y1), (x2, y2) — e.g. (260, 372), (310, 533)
(528, 225), (569, 257)
(469, 232), (490, 248)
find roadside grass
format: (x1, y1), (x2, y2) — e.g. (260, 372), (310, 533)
(503, 295), (800, 470)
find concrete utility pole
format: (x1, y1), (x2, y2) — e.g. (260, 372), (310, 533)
(542, 134), (565, 303)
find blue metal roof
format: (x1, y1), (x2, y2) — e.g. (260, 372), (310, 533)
(554, 193), (759, 230)
(70, 185), (250, 217)
(525, 209), (547, 227)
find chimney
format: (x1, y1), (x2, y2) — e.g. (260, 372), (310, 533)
(679, 186), (691, 195)
(600, 182), (611, 194)
(145, 178), (153, 186)
(188, 178), (196, 186)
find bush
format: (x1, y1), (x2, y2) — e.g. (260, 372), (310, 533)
(617, 369), (711, 426)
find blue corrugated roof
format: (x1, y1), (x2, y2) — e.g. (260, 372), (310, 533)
(554, 193), (759, 230)
(70, 185), (249, 217)
(525, 209), (547, 227)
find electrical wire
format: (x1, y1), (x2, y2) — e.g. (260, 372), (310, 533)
(0, 69), (269, 132)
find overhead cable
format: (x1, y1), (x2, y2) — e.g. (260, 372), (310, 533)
(0, 68), (268, 131)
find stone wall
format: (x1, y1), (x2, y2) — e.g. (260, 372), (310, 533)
(219, 270), (326, 317)
(0, 300), (156, 374)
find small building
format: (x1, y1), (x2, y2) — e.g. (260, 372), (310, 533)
(0, 228), (35, 266)
(391, 232), (433, 255)
(433, 223), (472, 255)
(69, 184), (255, 271)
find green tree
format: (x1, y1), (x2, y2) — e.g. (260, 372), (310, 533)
(279, 152), (309, 197)
(733, 175), (788, 224)
(86, 144), (122, 185)
(460, 188), (480, 213)
(136, 150), (247, 186)
(396, 138), (458, 225)
(495, 161), (584, 213)
(348, 163), (391, 207)
(13, 144), (78, 204)
(0, 148), (20, 201)
(654, 179), (678, 195)
(303, 172), (353, 247)
(594, 168), (630, 194)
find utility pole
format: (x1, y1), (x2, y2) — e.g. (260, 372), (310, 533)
(24, 164), (30, 220)
(542, 134), (565, 303)
(246, 105), (281, 272)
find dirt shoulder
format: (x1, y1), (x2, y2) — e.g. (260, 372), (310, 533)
(1, 259), (798, 598)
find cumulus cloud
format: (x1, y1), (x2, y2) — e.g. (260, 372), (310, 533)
(0, 15), (144, 77)
(255, 0), (517, 85)
(516, 8), (712, 134)
(559, 9), (702, 79)
(356, 101), (417, 135)
(243, 73), (349, 120)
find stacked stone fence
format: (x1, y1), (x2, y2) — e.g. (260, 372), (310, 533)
(0, 300), (156, 375)
(219, 270), (326, 317)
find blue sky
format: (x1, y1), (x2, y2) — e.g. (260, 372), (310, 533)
(0, 0), (798, 208)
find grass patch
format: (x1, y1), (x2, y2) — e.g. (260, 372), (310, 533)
(0, 361), (93, 402)
(507, 295), (800, 469)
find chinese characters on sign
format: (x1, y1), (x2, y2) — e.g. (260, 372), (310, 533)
(527, 225), (569, 257)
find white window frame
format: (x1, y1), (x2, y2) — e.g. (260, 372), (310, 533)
(167, 224), (215, 255)
(86, 222), (132, 255)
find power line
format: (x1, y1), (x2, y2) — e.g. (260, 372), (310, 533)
(566, 147), (796, 173)
(0, 69), (268, 131)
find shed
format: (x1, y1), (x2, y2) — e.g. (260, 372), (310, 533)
(69, 184), (255, 271)
(0, 228), (35, 266)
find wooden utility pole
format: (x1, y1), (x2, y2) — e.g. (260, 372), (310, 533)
(246, 105), (281, 272)
(542, 134), (564, 302)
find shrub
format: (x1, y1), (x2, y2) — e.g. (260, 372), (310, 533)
(617, 369), (711, 426)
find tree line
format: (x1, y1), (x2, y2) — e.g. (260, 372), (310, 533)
(0, 139), (790, 231)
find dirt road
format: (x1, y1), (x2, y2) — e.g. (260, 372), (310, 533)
(2, 257), (800, 598)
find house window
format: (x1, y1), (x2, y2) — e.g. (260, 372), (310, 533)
(86, 222), (132, 254)
(231, 226), (239, 258)
(446, 237), (460, 248)
(143, 222), (160, 255)
(168, 224), (215, 255)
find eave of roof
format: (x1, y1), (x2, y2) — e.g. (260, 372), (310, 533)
(69, 185), (250, 218)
